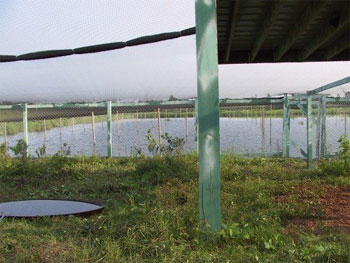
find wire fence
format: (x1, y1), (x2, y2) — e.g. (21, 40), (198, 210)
(0, 96), (349, 159)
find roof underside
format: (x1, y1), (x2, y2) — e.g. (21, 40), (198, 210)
(217, 0), (350, 64)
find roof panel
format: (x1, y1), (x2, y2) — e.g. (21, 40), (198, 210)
(217, 0), (350, 64)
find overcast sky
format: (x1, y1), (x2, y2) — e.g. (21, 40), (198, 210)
(0, 0), (349, 103)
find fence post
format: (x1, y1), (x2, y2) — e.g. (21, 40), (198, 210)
(22, 103), (28, 155)
(269, 104), (272, 145)
(185, 108), (189, 137)
(107, 101), (112, 157)
(157, 108), (162, 148)
(116, 111), (120, 138)
(59, 118), (62, 137)
(282, 94), (290, 157)
(91, 112), (96, 146)
(307, 95), (313, 168)
(43, 119), (47, 139)
(4, 122), (7, 146)
(194, 98), (199, 152)
(320, 96), (327, 158)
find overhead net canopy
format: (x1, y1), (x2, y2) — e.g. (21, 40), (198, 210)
(0, 0), (197, 103)
(1, 1), (349, 103)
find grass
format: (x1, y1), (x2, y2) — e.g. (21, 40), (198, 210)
(0, 153), (349, 262)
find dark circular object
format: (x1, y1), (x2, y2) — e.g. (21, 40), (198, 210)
(0, 200), (104, 218)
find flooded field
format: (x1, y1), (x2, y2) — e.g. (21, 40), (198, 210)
(1, 116), (348, 157)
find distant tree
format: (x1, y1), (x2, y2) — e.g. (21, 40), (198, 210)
(266, 93), (271, 97)
(168, 95), (178, 101)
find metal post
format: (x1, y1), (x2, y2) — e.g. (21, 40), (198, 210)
(22, 103), (28, 154)
(307, 95), (313, 168)
(316, 98), (322, 160)
(116, 111), (120, 138)
(59, 118), (62, 137)
(91, 112), (96, 146)
(195, 0), (221, 232)
(269, 104), (272, 145)
(72, 118), (75, 132)
(43, 119), (47, 139)
(320, 96), (327, 158)
(107, 101), (112, 157)
(4, 122), (7, 146)
(194, 98), (199, 152)
(157, 108), (162, 148)
(282, 94), (291, 157)
(345, 105), (347, 134)
(185, 108), (189, 137)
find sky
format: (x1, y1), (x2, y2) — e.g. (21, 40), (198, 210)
(0, 0), (349, 103)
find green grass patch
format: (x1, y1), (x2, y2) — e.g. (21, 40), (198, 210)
(0, 155), (349, 262)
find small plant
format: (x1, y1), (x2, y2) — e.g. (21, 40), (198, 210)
(56, 143), (71, 156)
(35, 144), (47, 158)
(146, 129), (159, 155)
(338, 135), (350, 174)
(145, 129), (185, 156)
(8, 140), (29, 174)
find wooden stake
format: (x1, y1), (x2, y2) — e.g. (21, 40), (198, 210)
(43, 119), (47, 139)
(59, 118), (62, 137)
(116, 111), (120, 138)
(185, 108), (189, 137)
(4, 122), (7, 146)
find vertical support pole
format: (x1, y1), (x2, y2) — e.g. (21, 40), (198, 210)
(185, 108), (189, 137)
(157, 108), (162, 148)
(107, 101), (112, 157)
(59, 118), (62, 137)
(195, 0), (221, 232)
(269, 104), (272, 145)
(320, 96), (327, 158)
(4, 122), (7, 146)
(282, 94), (291, 157)
(23, 103), (28, 154)
(307, 95), (313, 168)
(91, 112), (96, 146)
(194, 98), (199, 152)
(136, 110), (139, 147)
(116, 111), (120, 138)
(345, 105), (347, 134)
(316, 98), (322, 160)
(72, 118), (75, 132)
(43, 119), (47, 139)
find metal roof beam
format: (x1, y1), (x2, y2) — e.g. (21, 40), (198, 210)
(250, 0), (284, 62)
(307, 76), (350, 96)
(224, 0), (240, 62)
(274, 0), (329, 61)
(325, 38), (350, 60)
(299, 8), (349, 61)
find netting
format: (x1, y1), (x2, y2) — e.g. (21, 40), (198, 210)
(0, 101), (283, 157)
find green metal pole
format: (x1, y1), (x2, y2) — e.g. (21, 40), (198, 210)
(316, 98), (322, 160)
(320, 96), (327, 158)
(22, 103), (28, 155)
(282, 94), (290, 157)
(107, 101), (112, 157)
(194, 98), (199, 152)
(195, 0), (221, 233)
(307, 95), (313, 168)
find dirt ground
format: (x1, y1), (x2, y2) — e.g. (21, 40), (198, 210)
(277, 183), (350, 234)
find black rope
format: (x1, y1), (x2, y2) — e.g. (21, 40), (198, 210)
(0, 27), (195, 63)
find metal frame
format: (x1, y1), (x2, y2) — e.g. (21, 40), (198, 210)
(195, 0), (221, 233)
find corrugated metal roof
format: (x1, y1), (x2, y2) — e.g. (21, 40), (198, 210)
(217, 0), (350, 64)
